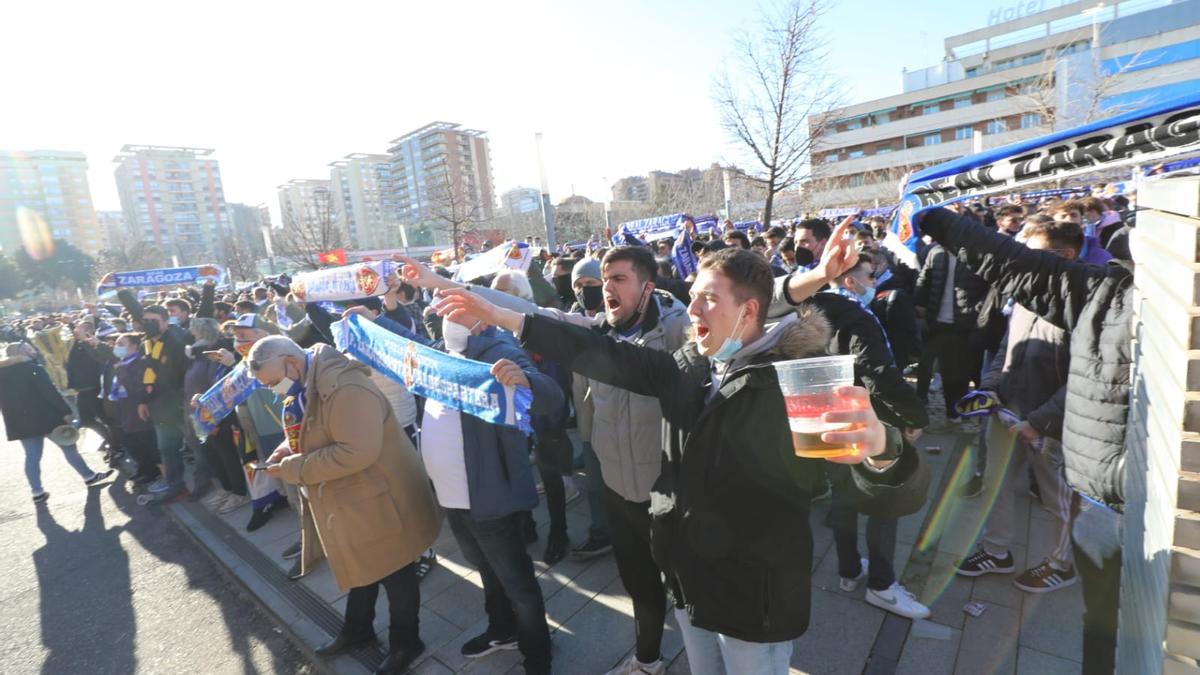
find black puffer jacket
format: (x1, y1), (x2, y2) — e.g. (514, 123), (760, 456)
(807, 293), (928, 430)
(919, 207), (1134, 512)
(869, 285), (921, 369)
(521, 310), (929, 643)
(914, 244), (989, 329)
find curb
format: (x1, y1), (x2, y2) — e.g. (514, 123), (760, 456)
(164, 500), (377, 675)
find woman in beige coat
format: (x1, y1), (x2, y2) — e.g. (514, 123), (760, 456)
(251, 337), (439, 675)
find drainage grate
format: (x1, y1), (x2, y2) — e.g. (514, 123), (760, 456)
(179, 502), (386, 671)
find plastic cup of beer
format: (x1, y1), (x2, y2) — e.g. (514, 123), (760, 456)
(774, 355), (861, 458)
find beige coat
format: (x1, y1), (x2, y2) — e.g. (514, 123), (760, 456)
(278, 344), (440, 592)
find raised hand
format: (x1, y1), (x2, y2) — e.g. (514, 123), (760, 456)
(814, 214), (861, 282)
(431, 288), (524, 335)
(392, 255), (454, 290)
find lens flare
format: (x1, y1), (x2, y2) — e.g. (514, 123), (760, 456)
(17, 206), (55, 261)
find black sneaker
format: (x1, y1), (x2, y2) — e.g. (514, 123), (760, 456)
(247, 506), (275, 532)
(960, 474), (984, 498)
(957, 548), (1015, 577)
(416, 552), (437, 580)
(570, 536), (613, 559)
(33, 491), (49, 504)
(461, 631), (518, 659)
(543, 533), (569, 565)
(1014, 560), (1077, 593)
(85, 469), (115, 486)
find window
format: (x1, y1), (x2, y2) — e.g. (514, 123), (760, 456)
(873, 111), (890, 125)
(826, 154), (839, 163)
(954, 97), (970, 109)
(848, 149), (864, 159)
(966, 66), (980, 78)
(922, 103), (939, 115)
(1021, 113), (1042, 129)
(987, 89), (1005, 102)
(955, 126), (974, 141)
(848, 175), (866, 187)
(923, 133), (942, 146)
(846, 119), (863, 130)
(875, 143), (892, 154)
(986, 119), (1008, 135)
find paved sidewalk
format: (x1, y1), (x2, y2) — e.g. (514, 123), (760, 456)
(168, 423), (1083, 674)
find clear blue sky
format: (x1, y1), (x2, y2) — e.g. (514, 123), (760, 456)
(1, 0), (994, 219)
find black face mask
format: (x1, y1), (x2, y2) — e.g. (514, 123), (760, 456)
(142, 322), (162, 338)
(552, 275), (574, 305)
(576, 285), (603, 312)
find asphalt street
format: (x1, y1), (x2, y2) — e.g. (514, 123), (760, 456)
(0, 431), (315, 675)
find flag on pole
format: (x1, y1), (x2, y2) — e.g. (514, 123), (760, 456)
(317, 248), (347, 265)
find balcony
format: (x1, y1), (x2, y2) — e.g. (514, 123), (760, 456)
(816, 126), (1047, 179)
(819, 97), (1030, 151)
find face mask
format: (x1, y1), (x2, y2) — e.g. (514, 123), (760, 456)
(576, 285), (603, 312)
(711, 304), (749, 363)
(443, 320), (471, 353)
(553, 276), (574, 305)
(113, 345), (130, 360)
(609, 283), (651, 333)
(168, 316), (181, 326)
(270, 377), (295, 397)
(857, 284), (876, 306)
(143, 322), (162, 338)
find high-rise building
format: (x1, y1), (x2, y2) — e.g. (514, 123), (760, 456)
(277, 178), (334, 231)
(500, 186), (542, 216)
(387, 122), (495, 243)
(228, 202), (271, 258)
(113, 145), (230, 264)
(330, 153), (395, 249)
(95, 210), (127, 248)
(0, 149), (104, 257)
(808, 0), (1200, 208)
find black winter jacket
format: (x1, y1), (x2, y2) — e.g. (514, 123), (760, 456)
(807, 293), (928, 430)
(919, 207), (1133, 512)
(520, 311), (929, 643)
(66, 340), (108, 391)
(0, 359), (73, 441)
(914, 244), (989, 329)
(869, 286), (921, 369)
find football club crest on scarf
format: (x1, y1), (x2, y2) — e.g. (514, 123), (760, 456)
(192, 361), (262, 439)
(291, 261), (398, 302)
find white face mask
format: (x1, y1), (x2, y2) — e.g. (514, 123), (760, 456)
(443, 319), (471, 354)
(270, 377), (295, 397)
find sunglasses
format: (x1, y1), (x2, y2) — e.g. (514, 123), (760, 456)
(247, 354), (283, 373)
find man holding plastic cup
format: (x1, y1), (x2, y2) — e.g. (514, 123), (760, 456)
(427, 231), (930, 673)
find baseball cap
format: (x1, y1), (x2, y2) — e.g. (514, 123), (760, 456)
(233, 313), (279, 334)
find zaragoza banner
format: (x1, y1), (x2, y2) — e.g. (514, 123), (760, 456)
(894, 92), (1200, 249)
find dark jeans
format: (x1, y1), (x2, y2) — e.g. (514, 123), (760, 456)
(75, 387), (114, 446)
(916, 322), (974, 418)
(830, 479), (897, 591)
(342, 562), (421, 651)
(124, 429), (160, 478)
(201, 422), (247, 496)
(534, 430), (573, 538)
(581, 442), (609, 540)
(1072, 502), (1122, 675)
(444, 509), (551, 669)
(605, 486), (666, 663)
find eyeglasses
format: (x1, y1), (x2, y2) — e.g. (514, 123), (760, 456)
(247, 354), (282, 373)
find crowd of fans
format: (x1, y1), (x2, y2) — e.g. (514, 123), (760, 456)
(0, 189), (1136, 674)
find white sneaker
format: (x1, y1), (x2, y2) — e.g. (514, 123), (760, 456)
(866, 582), (930, 620)
(564, 476), (581, 504)
(605, 654), (665, 675)
(216, 493), (250, 515)
(840, 558), (869, 592)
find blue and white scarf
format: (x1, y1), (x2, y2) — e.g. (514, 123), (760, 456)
(333, 313), (533, 433)
(192, 361), (262, 439)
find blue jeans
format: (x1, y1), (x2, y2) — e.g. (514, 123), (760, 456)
(22, 436), (98, 494)
(444, 509), (551, 670)
(581, 441), (610, 540)
(674, 608), (793, 675)
(154, 419), (186, 493)
(830, 480), (898, 591)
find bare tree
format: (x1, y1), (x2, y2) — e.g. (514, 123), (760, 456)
(714, 0), (841, 228)
(274, 188), (345, 270)
(426, 162), (482, 261)
(97, 228), (169, 272)
(1017, 29), (1156, 129)
(221, 236), (261, 282)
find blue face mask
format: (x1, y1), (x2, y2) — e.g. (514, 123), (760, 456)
(711, 304), (749, 363)
(857, 284), (876, 306)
